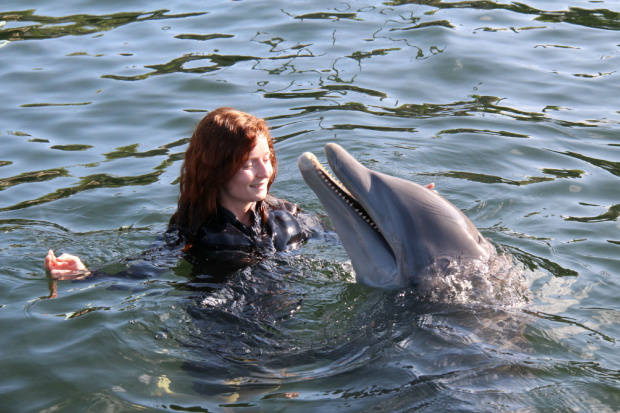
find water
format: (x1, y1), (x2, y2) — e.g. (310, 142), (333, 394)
(1, 0), (619, 411)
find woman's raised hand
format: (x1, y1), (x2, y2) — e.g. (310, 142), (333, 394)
(44, 250), (90, 280)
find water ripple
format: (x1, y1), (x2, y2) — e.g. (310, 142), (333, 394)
(1, 0), (619, 411)
(0, 9), (207, 42)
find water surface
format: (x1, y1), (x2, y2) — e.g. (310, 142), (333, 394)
(1, 0), (619, 411)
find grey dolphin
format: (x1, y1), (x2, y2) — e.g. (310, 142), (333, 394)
(298, 143), (496, 290)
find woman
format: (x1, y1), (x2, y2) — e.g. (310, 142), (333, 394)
(45, 107), (313, 278)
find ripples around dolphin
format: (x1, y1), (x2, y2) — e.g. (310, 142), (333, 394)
(117, 236), (530, 411)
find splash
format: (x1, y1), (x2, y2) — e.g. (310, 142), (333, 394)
(414, 251), (531, 308)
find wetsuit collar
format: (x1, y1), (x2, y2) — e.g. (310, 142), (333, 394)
(217, 202), (262, 235)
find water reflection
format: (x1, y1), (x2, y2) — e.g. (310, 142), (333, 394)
(529, 310), (616, 344)
(385, 0), (620, 32)
(268, 95), (598, 129)
(552, 150), (620, 177)
(174, 33), (234, 41)
(1, 170), (163, 212)
(565, 204), (620, 223)
(293, 12), (359, 21)
(50, 144), (93, 151)
(0, 9), (206, 42)
(430, 170), (554, 186)
(0, 168), (70, 191)
(507, 246), (579, 277)
(1, 135), (188, 212)
(102, 50), (316, 81)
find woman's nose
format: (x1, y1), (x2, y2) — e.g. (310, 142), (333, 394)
(256, 159), (272, 178)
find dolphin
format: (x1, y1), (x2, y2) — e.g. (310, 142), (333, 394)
(298, 143), (496, 290)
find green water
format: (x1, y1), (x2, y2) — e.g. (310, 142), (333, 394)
(1, 0), (619, 411)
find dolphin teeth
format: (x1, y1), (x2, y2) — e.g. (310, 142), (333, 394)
(312, 156), (381, 235)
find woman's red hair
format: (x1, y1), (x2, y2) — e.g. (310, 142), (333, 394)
(169, 107), (277, 238)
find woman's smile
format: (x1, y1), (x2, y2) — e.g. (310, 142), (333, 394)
(250, 181), (268, 190)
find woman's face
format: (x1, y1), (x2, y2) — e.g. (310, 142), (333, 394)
(218, 135), (273, 215)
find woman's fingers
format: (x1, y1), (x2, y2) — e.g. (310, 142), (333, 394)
(49, 265), (90, 280)
(50, 269), (72, 276)
(425, 183), (438, 193)
(44, 250), (57, 271)
(56, 253), (85, 270)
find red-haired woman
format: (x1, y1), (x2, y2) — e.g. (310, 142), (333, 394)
(45, 107), (313, 279)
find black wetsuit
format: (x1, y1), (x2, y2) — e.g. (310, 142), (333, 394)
(73, 197), (322, 283)
(184, 196), (309, 253)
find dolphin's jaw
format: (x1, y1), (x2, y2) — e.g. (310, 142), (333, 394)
(298, 151), (382, 236)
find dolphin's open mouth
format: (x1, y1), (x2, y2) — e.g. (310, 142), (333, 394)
(301, 151), (382, 234)
(304, 152), (381, 229)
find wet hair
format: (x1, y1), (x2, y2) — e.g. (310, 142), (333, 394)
(169, 107), (277, 238)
